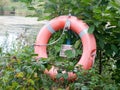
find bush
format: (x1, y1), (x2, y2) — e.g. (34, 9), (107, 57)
(0, 0), (120, 89)
(0, 33), (119, 89)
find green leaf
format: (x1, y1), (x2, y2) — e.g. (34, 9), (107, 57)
(111, 44), (118, 53)
(93, 7), (101, 14)
(63, 73), (68, 79)
(81, 86), (89, 90)
(76, 50), (82, 56)
(118, 21), (120, 27)
(31, 54), (38, 56)
(74, 40), (81, 49)
(16, 72), (24, 78)
(98, 38), (104, 49)
(27, 79), (35, 85)
(88, 25), (95, 34)
(65, 50), (75, 58)
(15, 69), (21, 73)
(54, 45), (61, 52)
(94, 21), (101, 27)
(40, 64), (45, 70)
(74, 83), (81, 89)
(56, 73), (63, 79)
(27, 67), (33, 74)
(28, 87), (35, 90)
(12, 82), (19, 88)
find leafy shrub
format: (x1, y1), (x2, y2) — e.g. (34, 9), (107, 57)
(0, 31), (119, 89)
(0, 0), (120, 89)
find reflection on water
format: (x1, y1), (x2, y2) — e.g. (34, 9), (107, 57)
(0, 16), (47, 52)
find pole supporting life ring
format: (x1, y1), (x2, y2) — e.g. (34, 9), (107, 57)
(34, 15), (97, 81)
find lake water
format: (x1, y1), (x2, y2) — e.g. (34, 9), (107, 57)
(0, 16), (47, 52)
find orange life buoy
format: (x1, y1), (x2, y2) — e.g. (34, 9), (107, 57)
(34, 16), (96, 81)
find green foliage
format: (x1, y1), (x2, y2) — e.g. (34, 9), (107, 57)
(0, 0), (120, 89)
(22, 0), (120, 84)
(20, 0), (120, 59)
(0, 46), (119, 89)
(88, 25), (95, 34)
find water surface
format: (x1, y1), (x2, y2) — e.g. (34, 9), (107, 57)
(0, 16), (47, 51)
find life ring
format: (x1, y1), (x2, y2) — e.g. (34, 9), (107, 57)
(34, 16), (96, 81)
